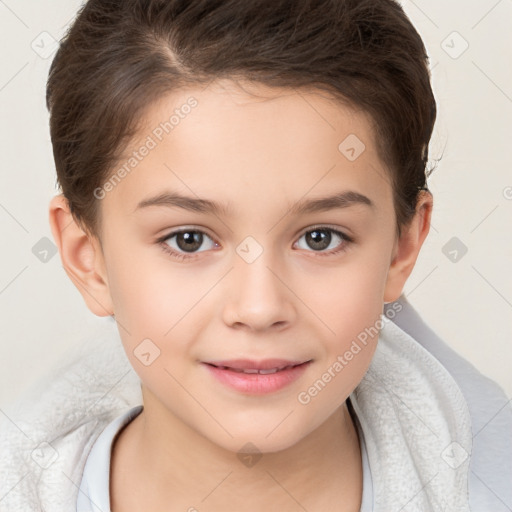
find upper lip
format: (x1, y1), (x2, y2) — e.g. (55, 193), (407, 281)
(204, 358), (311, 370)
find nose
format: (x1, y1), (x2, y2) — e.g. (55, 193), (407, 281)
(221, 246), (296, 333)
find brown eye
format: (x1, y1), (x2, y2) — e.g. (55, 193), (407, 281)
(161, 229), (217, 256)
(305, 229), (332, 251)
(174, 231), (203, 252)
(295, 227), (352, 255)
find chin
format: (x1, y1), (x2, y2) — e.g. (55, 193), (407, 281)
(217, 432), (304, 457)
(199, 416), (314, 456)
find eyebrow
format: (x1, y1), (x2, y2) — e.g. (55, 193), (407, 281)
(134, 190), (374, 216)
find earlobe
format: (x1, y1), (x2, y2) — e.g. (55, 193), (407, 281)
(383, 191), (433, 303)
(48, 194), (114, 317)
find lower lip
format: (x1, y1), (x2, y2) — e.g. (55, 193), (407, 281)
(202, 362), (311, 395)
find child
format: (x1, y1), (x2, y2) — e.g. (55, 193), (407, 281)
(1, 0), (511, 511)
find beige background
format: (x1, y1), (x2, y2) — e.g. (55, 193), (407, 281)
(0, 0), (511, 407)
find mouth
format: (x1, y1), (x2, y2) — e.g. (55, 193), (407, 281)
(201, 359), (312, 394)
(204, 358), (310, 372)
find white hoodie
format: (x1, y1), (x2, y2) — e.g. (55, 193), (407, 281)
(0, 295), (510, 511)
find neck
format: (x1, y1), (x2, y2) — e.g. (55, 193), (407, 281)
(111, 389), (363, 512)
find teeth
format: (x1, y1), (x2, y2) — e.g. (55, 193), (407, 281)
(222, 365), (295, 374)
(212, 363), (305, 374)
(258, 368), (279, 374)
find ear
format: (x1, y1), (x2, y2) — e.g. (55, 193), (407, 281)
(384, 190), (433, 303)
(48, 194), (114, 317)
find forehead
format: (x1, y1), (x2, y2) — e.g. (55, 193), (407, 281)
(102, 79), (393, 218)
(139, 78), (376, 146)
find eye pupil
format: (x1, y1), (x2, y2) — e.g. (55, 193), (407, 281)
(177, 231), (203, 252)
(306, 229), (331, 250)
(166, 227), (345, 259)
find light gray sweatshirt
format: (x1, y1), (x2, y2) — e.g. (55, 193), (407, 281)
(0, 295), (510, 511)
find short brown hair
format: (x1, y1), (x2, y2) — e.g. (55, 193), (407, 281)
(46, 0), (437, 239)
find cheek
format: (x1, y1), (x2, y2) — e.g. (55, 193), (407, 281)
(106, 250), (211, 368)
(298, 256), (388, 336)
(295, 248), (389, 390)
(106, 244), (189, 330)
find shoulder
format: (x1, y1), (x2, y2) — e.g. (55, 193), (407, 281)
(0, 319), (142, 511)
(384, 295), (512, 511)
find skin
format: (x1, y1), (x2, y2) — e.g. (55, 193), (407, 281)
(49, 79), (432, 511)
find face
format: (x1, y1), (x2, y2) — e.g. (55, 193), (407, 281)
(92, 80), (400, 453)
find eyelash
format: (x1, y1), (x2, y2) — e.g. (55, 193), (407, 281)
(157, 225), (354, 262)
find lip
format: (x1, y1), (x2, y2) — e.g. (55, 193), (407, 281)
(202, 358), (312, 394)
(205, 358), (308, 371)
